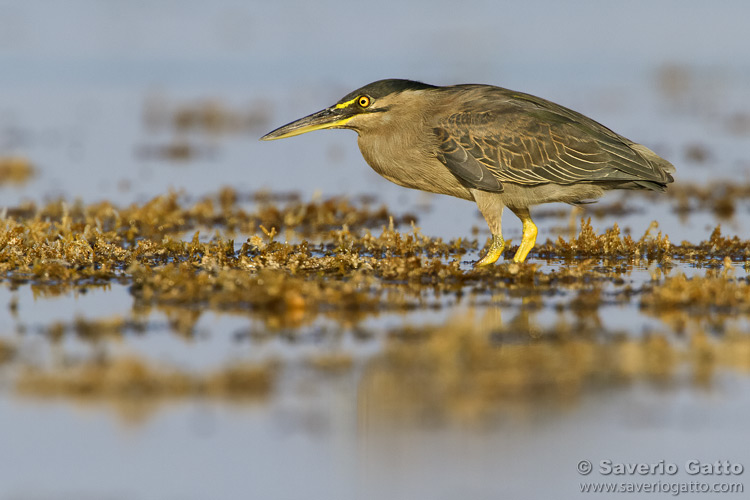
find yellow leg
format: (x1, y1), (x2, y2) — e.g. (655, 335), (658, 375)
(512, 214), (538, 263)
(475, 234), (505, 267)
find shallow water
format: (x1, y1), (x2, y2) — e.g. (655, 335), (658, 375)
(2, 2), (750, 499)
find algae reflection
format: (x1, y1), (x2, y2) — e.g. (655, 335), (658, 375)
(1, 188), (750, 425)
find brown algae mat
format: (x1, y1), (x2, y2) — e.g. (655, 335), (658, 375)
(2, 186), (750, 421)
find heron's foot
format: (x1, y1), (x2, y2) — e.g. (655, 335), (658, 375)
(475, 235), (505, 267)
(512, 218), (538, 263)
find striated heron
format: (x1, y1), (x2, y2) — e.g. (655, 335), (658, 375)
(261, 79), (675, 265)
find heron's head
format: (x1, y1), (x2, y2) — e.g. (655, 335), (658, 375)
(260, 79), (437, 140)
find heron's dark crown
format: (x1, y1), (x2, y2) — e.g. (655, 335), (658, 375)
(339, 79), (437, 103)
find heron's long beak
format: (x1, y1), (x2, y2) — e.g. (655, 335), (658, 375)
(260, 106), (354, 141)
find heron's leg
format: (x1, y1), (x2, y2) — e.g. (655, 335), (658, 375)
(476, 234), (506, 267)
(510, 207), (537, 263)
(472, 190), (505, 267)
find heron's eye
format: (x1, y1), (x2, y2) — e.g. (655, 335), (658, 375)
(358, 96), (371, 108)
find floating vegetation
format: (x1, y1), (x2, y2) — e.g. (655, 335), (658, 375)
(1, 187), (750, 423)
(0, 189), (748, 319)
(16, 356), (275, 399)
(666, 181), (750, 219)
(135, 141), (219, 162)
(567, 180), (750, 222)
(0, 338), (15, 364)
(143, 94), (272, 134)
(359, 312), (750, 425)
(12, 308), (750, 425)
(15, 355), (276, 424)
(0, 156), (35, 185)
(640, 261), (750, 332)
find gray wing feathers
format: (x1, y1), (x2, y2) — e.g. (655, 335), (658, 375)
(434, 127), (504, 192)
(433, 91), (675, 191)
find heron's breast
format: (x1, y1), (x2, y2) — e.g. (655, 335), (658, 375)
(357, 134), (473, 200)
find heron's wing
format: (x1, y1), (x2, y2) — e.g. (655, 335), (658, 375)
(433, 90), (674, 189)
(434, 127), (504, 192)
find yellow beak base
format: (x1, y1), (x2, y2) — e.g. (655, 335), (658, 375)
(260, 108), (353, 141)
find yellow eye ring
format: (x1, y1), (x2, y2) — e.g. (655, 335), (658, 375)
(358, 96), (371, 108)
